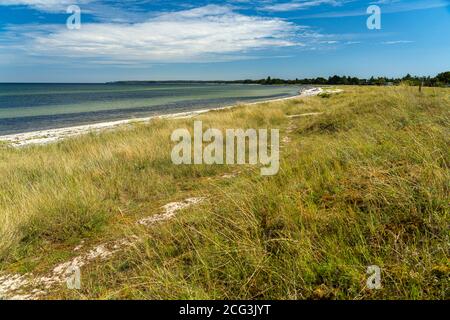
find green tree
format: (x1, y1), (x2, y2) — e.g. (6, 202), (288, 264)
(436, 71), (450, 85)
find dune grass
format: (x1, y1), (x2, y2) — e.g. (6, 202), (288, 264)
(0, 86), (448, 299)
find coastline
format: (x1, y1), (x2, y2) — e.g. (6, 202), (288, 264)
(0, 87), (329, 147)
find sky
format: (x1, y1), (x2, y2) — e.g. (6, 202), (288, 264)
(0, 0), (449, 82)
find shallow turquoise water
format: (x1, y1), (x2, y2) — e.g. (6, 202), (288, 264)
(0, 83), (301, 135)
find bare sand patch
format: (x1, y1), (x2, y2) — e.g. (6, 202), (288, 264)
(0, 197), (205, 300)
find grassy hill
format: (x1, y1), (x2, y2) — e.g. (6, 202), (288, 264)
(0, 86), (448, 300)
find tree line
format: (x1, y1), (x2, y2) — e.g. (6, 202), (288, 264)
(111, 71), (449, 87)
(242, 72), (450, 87)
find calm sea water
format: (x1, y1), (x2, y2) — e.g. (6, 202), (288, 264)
(0, 83), (301, 135)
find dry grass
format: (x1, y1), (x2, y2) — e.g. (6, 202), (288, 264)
(0, 86), (448, 299)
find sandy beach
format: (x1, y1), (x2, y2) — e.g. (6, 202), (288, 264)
(0, 87), (331, 147)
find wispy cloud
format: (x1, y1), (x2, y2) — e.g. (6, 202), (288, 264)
(370, 0), (400, 4)
(345, 41), (362, 44)
(0, 0), (93, 12)
(0, 0), (153, 22)
(261, 0), (348, 12)
(297, 0), (449, 18)
(382, 40), (414, 45)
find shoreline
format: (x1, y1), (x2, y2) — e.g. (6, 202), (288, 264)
(0, 87), (329, 147)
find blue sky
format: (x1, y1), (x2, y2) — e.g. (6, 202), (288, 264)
(0, 0), (449, 82)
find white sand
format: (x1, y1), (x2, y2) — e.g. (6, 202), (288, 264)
(0, 87), (334, 148)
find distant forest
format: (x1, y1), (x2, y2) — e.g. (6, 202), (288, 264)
(244, 71), (450, 87)
(112, 71), (450, 87)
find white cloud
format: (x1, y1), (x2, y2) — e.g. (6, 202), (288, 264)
(11, 5), (301, 63)
(382, 40), (414, 45)
(261, 0), (346, 12)
(370, 0), (400, 4)
(0, 0), (92, 12)
(0, 1), (155, 22)
(345, 41), (361, 44)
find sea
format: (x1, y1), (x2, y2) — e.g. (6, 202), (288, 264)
(0, 83), (302, 135)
